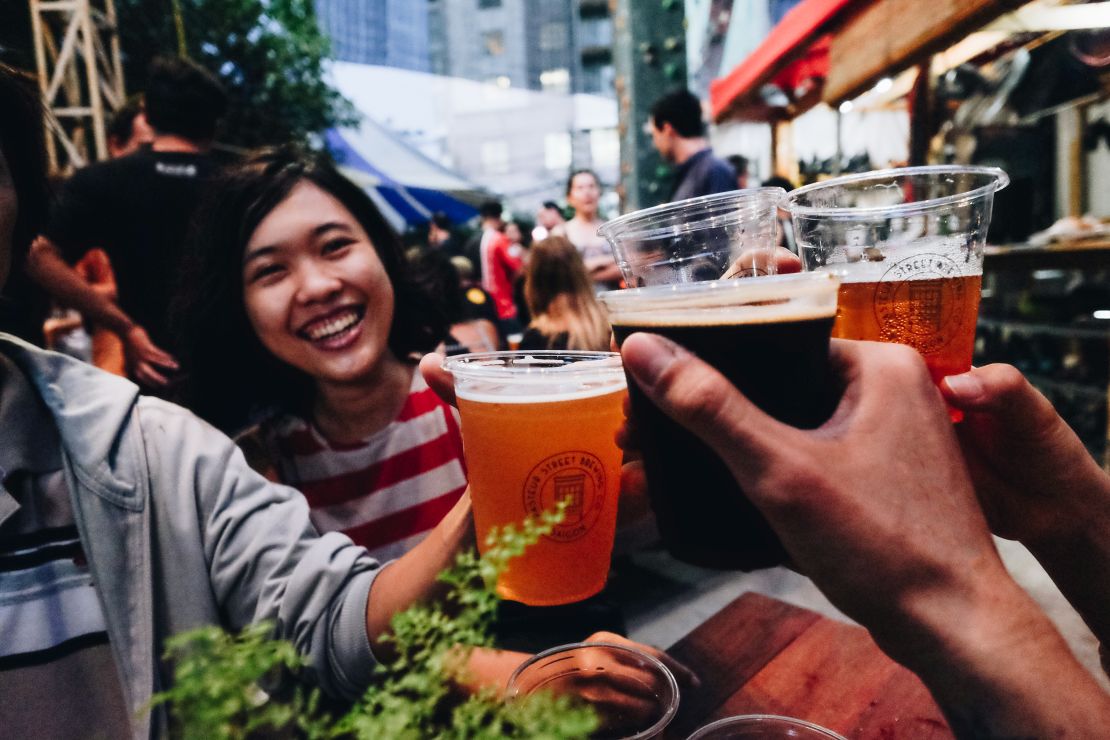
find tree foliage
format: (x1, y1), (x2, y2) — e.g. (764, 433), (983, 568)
(113, 0), (357, 148)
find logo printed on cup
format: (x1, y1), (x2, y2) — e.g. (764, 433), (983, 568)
(874, 252), (968, 355)
(523, 451), (606, 543)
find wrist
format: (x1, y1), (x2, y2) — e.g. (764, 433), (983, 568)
(885, 562), (1064, 697)
(1025, 470), (1110, 553)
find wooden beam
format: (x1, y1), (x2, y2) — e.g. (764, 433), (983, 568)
(824, 0), (1034, 105)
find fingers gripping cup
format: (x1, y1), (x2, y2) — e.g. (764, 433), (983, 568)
(597, 188), (786, 287)
(508, 642), (680, 740)
(602, 273), (841, 570)
(782, 166), (1009, 408)
(444, 351), (627, 606)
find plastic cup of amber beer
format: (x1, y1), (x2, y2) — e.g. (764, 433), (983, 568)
(444, 351), (627, 605)
(601, 273), (841, 570)
(782, 166), (1009, 419)
(597, 188), (786, 287)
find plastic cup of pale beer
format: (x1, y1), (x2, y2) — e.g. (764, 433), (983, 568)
(443, 351), (627, 606)
(597, 188), (786, 287)
(781, 166), (1010, 420)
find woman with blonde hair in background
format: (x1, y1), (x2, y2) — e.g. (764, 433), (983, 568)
(519, 235), (611, 351)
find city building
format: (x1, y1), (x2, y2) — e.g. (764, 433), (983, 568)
(316, 0), (430, 71)
(428, 0), (615, 98)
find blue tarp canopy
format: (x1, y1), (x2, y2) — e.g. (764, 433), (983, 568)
(326, 124), (486, 232)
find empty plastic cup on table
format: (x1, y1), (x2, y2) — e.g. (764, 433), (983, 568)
(686, 714), (848, 739)
(597, 188), (786, 287)
(508, 642), (680, 740)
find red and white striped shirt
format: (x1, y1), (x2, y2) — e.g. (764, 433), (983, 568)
(259, 372), (468, 562)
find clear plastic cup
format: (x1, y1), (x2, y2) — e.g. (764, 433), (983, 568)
(508, 642), (680, 740)
(597, 188), (786, 287)
(686, 714), (848, 739)
(601, 273), (841, 570)
(781, 166), (1009, 411)
(443, 351), (626, 605)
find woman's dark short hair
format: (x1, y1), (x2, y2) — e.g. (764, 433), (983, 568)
(565, 168), (600, 196)
(0, 64), (50, 274)
(0, 64), (50, 344)
(173, 147), (447, 433)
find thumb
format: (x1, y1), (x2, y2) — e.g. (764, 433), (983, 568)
(941, 364), (1057, 432)
(419, 352), (457, 407)
(621, 332), (796, 488)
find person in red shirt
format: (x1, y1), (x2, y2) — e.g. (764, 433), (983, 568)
(474, 201), (523, 330)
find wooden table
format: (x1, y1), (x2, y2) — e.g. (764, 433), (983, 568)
(663, 593), (954, 739)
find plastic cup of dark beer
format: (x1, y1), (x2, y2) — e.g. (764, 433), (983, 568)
(601, 272), (841, 570)
(781, 166), (1009, 420)
(596, 188), (786, 287)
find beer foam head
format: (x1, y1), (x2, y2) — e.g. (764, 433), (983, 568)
(445, 351), (627, 404)
(601, 272), (840, 326)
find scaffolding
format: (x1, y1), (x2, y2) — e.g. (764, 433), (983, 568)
(28, 0), (126, 172)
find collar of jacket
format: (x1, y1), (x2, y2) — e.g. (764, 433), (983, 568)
(0, 333), (143, 510)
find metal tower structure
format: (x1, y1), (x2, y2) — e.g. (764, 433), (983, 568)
(28, 0), (126, 172)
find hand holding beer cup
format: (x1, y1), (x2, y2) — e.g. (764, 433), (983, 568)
(620, 333), (1110, 738)
(942, 364), (1110, 544)
(444, 351), (626, 606)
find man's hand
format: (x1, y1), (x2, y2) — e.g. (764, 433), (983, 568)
(618, 334), (1110, 737)
(123, 325), (178, 388)
(622, 335), (1004, 655)
(941, 364), (1110, 545)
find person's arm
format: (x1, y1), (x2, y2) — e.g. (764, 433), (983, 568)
(942, 365), (1110, 649)
(28, 236), (178, 386)
(585, 256), (622, 284)
(620, 336), (1110, 737)
(364, 490), (475, 657)
(27, 236), (133, 335)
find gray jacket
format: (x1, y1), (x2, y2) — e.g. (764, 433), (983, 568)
(0, 335), (384, 738)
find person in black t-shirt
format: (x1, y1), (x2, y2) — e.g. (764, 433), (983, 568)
(28, 56), (226, 391)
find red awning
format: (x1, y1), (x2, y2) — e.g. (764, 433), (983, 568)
(709, 0), (864, 121)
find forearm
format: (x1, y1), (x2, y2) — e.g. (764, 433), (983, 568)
(365, 491), (475, 653)
(888, 575), (1110, 738)
(454, 646), (531, 696)
(587, 259), (622, 284)
(28, 239), (133, 334)
(1025, 483), (1110, 648)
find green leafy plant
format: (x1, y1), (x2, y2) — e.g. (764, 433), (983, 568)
(150, 500), (598, 739)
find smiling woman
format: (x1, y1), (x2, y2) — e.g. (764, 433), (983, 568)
(173, 148), (465, 562)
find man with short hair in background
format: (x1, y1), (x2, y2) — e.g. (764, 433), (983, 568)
(650, 88), (736, 202)
(726, 154), (750, 191)
(531, 200), (566, 242)
(28, 56), (226, 392)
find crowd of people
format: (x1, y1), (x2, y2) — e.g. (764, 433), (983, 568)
(3, 54), (1110, 739)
